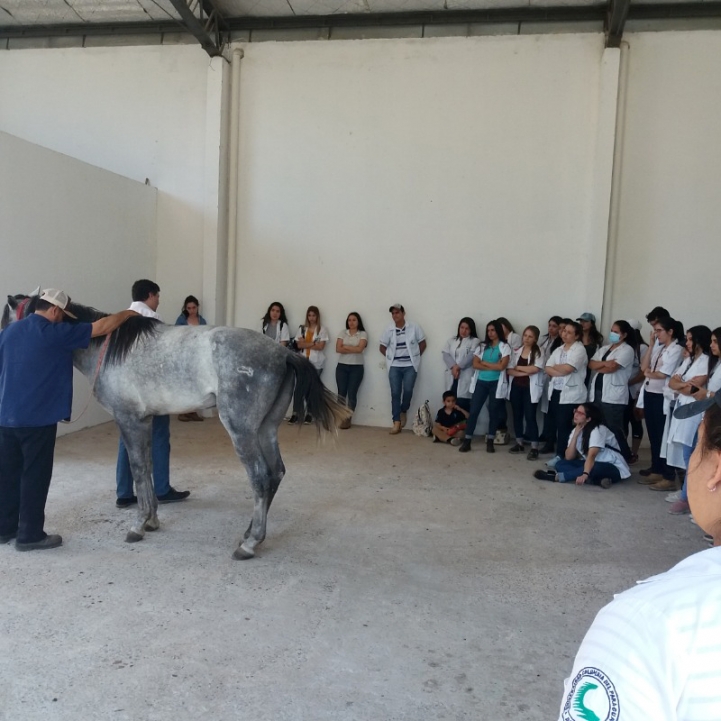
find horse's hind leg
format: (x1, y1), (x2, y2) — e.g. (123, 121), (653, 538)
(116, 417), (159, 542)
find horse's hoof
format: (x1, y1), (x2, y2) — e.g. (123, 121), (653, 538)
(232, 545), (255, 561)
(126, 531), (144, 543)
(144, 520), (160, 532)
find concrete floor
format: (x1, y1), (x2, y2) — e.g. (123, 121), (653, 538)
(0, 418), (704, 721)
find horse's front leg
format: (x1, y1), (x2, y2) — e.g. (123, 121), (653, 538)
(117, 417), (159, 542)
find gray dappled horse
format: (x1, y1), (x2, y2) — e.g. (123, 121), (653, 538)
(2, 293), (348, 560)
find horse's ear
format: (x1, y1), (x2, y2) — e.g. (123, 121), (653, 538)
(29, 285), (41, 297)
(7, 295), (17, 309)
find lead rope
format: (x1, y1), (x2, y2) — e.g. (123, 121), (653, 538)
(61, 331), (113, 425)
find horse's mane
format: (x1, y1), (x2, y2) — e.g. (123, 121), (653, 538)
(66, 301), (161, 366)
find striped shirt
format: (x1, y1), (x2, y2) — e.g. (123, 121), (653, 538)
(558, 547), (721, 721)
(391, 326), (413, 368)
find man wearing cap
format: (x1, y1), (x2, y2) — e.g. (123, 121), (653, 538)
(0, 289), (137, 551)
(379, 304), (426, 434)
(115, 279), (190, 508)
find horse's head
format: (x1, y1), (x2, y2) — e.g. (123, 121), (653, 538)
(2, 287), (41, 330)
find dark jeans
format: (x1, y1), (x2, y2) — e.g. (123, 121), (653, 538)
(116, 415), (171, 499)
(335, 363), (365, 411)
(644, 391), (674, 480)
(597, 401), (632, 460)
(0, 424), (58, 543)
(466, 380), (503, 438)
(294, 366), (322, 417)
(555, 458), (623, 485)
(548, 389), (576, 457)
(624, 398), (644, 440)
(388, 365), (417, 422)
(510, 385), (539, 443)
(449, 380), (471, 413)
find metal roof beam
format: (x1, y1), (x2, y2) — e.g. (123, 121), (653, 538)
(605, 0), (631, 47)
(167, 0), (228, 56)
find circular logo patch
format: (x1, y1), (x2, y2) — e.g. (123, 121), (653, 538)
(561, 667), (620, 721)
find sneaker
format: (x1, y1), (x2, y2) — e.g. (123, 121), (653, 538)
(546, 455), (561, 470)
(534, 470), (556, 481)
(0, 531), (17, 544)
(116, 495), (138, 509)
(637, 474), (663, 485)
(486, 438), (495, 453)
(668, 499), (690, 515)
(449, 437), (462, 447)
(16, 534), (63, 552)
(508, 443), (525, 454)
(288, 414), (299, 425)
(539, 443), (555, 455)
(690, 515), (698, 526)
(665, 490), (681, 503)
(649, 478), (676, 492)
(526, 449), (539, 461)
(599, 478), (613, 489)
(156, 487), (190, 504)
(494, 430), (510, 445)
(703, 533), (714, 545)
(304, 414), (313, 425)
(458, 439), (472, 453)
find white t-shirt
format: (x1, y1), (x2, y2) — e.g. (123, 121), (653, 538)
(569, 425), (631, 479)
(129, 300), (162, 322)
(336, 330), (368, 366)
(559, 547), (721, 721)
(294, 325), (330, 371)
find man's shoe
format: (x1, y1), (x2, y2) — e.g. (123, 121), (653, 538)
(539, 443), (555, 454)
(389, 422), (402, 435)
(668, 499), (690, 515)
(116, 495), (138, 509)
(400, 412), (407, 428)
(534, 470), (556, 481)
(16, 534), (62, 552)
(157, 487), (190, 504)
(288, 414), (299, 425)
(637, 474), (663, 485)
(178, 414), (192, 422)
(458, 439), (472, 453)
(0, 531), (17, 544)
(189, 412), (204, 422)
(508, 443), (525, 454)
(649, 478), (676, 492)
(526, 449), (539, 461)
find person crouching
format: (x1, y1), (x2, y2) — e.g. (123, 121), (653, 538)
(433, 391), (470, 446)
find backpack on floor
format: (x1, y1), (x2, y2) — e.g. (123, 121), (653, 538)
(412, 400), (433, 438)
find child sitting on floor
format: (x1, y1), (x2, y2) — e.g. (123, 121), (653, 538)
(433, 391), (470, 446)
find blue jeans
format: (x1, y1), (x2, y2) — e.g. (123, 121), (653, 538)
(336, 363), (365, 411)
(679, 429), (699, 502)
(466, 380), (502, 438)
(116, 415), (171, 499)
(388, 365), (417, 422)
(555, 458), (622, 485)
(510, 384), (539, 444)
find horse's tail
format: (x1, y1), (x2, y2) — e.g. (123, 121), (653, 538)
(286, 352), (350, 433)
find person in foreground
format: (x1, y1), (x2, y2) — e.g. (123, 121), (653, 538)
(557, 395), (721, 721)
(0, 289), (136, 551)
(535, 403), (630, 488)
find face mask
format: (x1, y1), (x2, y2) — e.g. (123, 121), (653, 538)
(608, 331), (621, 344)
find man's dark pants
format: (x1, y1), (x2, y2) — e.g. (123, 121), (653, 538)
(0, 425), (57, 543)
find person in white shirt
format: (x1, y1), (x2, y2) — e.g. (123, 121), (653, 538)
(116, 279), (190, 507)
(335, 312), (368, 429)
(637, 316), (685, 488)
(588, 320), (636, 461)
(558, 395), (721, 721)
(495, 317), (521, 444)
(379, 304), (426, 435)
(441, 317), (480, 413)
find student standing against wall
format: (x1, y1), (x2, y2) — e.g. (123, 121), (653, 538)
(379, 304), (426, 435)
(262, 302), (290, 346)
(335, 312), (368, 430)
(625, 319), (648, 463)
(442, 317), (480, 413)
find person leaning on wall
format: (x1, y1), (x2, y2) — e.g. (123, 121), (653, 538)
(175, 294), (207, 422)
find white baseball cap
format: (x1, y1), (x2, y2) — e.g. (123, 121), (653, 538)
(626, 318), (642, 330)
(39, 289), (77, 319)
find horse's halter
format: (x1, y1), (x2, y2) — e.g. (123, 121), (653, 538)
(15, 297), (31, 321)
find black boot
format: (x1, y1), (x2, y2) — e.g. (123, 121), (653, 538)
(458, 438), (472, 453)
(486, 438), (496, 453)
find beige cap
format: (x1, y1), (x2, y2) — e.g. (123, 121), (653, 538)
(39, 289), (77, 319)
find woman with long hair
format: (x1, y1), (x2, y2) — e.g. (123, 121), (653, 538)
(543, 321), (588, 469)
(637, 316), (684, 487)
(335, 312), (368, 429)
(624, 319), (648, 463)
(539, 316), (563, 358)
(289, 305), (329, 425)
(534, 403), (630, 487)
(506, 325), (545, 460)
(175, 295), (207, 327)
(442, 317), (480, 413)
(261, 301), (290, 346)
(458, 320), (511, 454)
(587, 320), (637, 461)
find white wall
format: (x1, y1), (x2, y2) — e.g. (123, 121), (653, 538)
(0, 130), (156, 435)
(0, 45), (222, 321)
(608, 31), (721, 334)
(233, 35), (606, 428)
